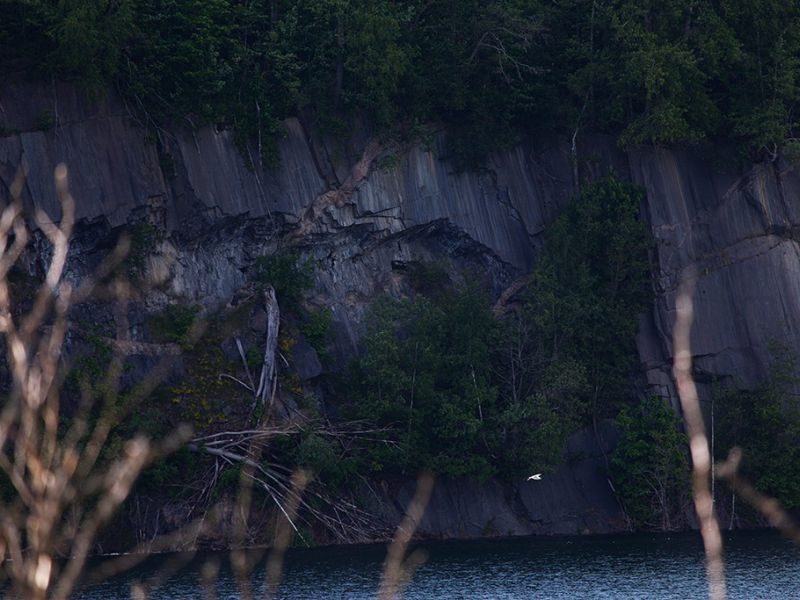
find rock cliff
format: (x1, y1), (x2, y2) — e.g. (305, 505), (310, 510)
(1, 81), (797, 540)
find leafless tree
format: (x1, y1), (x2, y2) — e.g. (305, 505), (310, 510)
(0, 164), (198, 600)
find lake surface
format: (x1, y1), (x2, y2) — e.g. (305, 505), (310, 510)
(76, 531), (800, 599)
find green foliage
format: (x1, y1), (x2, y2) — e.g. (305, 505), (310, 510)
(273, 0), (410, 129)
(34, 110), (55, 131)
(137, 447), (198, 495)
(603, 1), (729, 146)
(714, 343), (800, 510)
(149, 303), (200, 349)
(121, 222), (160, 280)
(69, 330), (114, 394)
(5, 0), (800, 160)
(294, 432), (351, 487)
(124, 0), (233, 121)
(345, 175), (652, 480)
(527, 173), (651, 418)
(491, 358), (588, 477)
(300, 308), (333, 359)
(719, 1), (800, 158)
(486, 176), (651, 477)
(269, 425), (355, 490)
(347, 288), (588, 480)
(348, 287), (498, 478)
(611, 395), (689, 530)
(0, 0), (134, 88)
(168, 334), (240, 429)
(252, 253), (313, 308)
(52, 0), (135, 89)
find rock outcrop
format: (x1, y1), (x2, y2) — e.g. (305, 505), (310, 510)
(2, 81), (799, 538)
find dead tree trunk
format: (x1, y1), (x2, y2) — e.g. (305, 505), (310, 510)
(255, 285), (280, 414)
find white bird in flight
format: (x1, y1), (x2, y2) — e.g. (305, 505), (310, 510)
(527, 474), (542, 481)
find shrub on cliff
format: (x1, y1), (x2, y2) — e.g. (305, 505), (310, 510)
(346, 174), (652, 480)
(347, 288), (498, 478)
(525, 173), (651, 419)
(252, 253), (313, 309)
(611, 395), (690, 530)
(714, 344), (800, 512)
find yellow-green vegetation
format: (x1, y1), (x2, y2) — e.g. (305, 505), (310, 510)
(168, 347), (231, 430)
(131, 306), (258, 496)
(159, 305), (251, 429)
(280, 371), (305, 399)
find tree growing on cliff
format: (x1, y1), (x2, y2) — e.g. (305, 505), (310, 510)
(611, 395), (690, 530)
(714, 343), (800, 514)
(525, 173), (651, 420)
(7, 0), (800, 162)
(347, 175), (652, 481)
(348, 287), (498, 478)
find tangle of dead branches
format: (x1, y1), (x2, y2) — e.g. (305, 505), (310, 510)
(0, 165), (195, 600)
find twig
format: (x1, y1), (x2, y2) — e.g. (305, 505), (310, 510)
(378, 472), (435, 600)
(264, 470), (311, 599)
(716, 448), (800, 543)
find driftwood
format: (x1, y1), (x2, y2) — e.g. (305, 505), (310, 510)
(188, 426), (380, 545)
(201, 284), (387, 545)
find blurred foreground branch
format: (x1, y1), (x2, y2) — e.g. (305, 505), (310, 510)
(716, 448), (800, 543)
(0, 165), (193, 600)
(378, 472), (435, 600)
(673, 272), (726, 600)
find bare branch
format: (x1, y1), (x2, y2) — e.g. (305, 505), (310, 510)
(717, 448), (800, 543)
(378, 472), (435, 600)
(673, 271), (727, 600)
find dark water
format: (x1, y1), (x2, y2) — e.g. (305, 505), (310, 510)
(77, 531), (800, 599)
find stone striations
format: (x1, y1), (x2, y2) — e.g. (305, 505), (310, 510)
(3, 81), (800, 539)
(629, 147), (800, 401)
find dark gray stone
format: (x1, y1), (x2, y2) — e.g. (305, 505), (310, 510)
(291, 338), (323, 381)
(4, 80), (800, 540)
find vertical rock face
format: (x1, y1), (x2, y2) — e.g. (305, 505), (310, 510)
(629, 148), (800, 403)
(2, 82), (799, 538)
